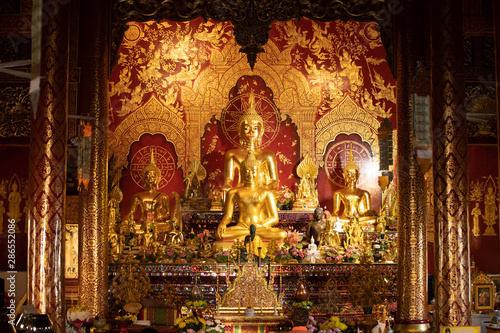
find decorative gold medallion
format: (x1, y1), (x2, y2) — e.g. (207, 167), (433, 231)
(324, 141), (372, 187)
(221, 92), (280, 148)
(130, 146), (176, 190)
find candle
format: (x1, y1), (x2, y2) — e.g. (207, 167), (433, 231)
(238, 301), (241, 313)
(260, 300), (263, 312)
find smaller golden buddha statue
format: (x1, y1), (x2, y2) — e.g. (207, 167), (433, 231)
(216, 151), (287, 246)
(109, 231), (121, 263)
(182, 158), (209, 210)
(318, 214), (342, 249)
(293, 156), (319, 210)
(165, 192), (184, 246)
(194, 242), (217, 263)
(124, 151), (171, 233)
(208, 184), (223, 211)
(382, 241), (397, 263)
(343, 216), (364, 248)
(332, 150), (377, 229)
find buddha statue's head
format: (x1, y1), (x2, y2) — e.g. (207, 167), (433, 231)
(238, 90), (264, 147)
(343, 150), (360, 185)
(242, 151), (261, 186)
(142, 151), (162, 190)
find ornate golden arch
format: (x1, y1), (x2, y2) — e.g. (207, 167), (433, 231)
(180, 38), (320, 163)
(109, 95), (186, 170)
(315, 94), (380, 167)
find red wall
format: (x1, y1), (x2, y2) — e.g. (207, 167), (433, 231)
(468, 144), (500, 273)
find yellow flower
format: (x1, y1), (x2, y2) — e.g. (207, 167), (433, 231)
(175, 318), (183, 326)
(179, 322), (186, 328)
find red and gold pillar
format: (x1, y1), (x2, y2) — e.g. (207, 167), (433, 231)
(27, 0), (70, 332)
(431, 0), (470, 327)
(76, 0), (110, 317)
(394, 1), (429, 332)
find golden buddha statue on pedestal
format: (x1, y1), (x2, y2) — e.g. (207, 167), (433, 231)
(222, 90), (279, 193)
(332, 150), (377, 230)
(292, 156), (319, 210)
(182, 158), (209, 210)
(124, 151), (171, 236)
(215, 151), (286, 248)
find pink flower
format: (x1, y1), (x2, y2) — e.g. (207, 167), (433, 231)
(284, 192), (291, 199)
(280, 197), (286, 203)
(326, 257), (333, 263)
(180, 252), (186, 257)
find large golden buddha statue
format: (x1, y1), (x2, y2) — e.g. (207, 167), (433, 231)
(332, 150), (377, 229)
(125, 152), (171, 234)
(222, 90), (279, 192)
(216, 151), (286, 243)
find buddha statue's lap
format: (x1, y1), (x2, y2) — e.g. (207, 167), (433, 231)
(215, 151), (286, 249)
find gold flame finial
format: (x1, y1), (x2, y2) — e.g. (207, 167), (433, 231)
(238, 89), (264, 129)
(343, 149), (359, 174)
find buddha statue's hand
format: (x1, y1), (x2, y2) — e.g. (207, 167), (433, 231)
(216, 225), (226, 239)
(221, 183), (232, 192)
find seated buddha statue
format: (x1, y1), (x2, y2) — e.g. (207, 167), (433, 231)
(216, 151), (287, 244)
(222, 90), (279, 193)
(332, 150), (377, 229)
(318, 214), (342, 249)
(292, 156), (319, 210)
(124, 151), (171, 234)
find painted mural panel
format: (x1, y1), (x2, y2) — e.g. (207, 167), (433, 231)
(468, 145), (500, 273)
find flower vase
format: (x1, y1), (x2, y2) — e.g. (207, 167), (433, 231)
(116, 320), (132, 333)
(71, 320), (85, 333)
(360, 307), (378, 333)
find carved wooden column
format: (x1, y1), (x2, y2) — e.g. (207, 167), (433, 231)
(431, 0), (471, 327)
(77, 0), (110, 316)
(394, 1), (429, 332)
(27, 0), (70, 332)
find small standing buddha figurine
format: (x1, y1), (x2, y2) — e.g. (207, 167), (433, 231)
(216, 151), (287, 245)
(124, 151), (171, 236)
(332, 149), (377, 229)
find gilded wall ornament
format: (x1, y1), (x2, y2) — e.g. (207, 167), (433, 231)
(0, 86), (31, 138)
(130, 145), (177, 190)
(469, 175), (499, 237)
(324, 141), (372, 188)
(482, 176), (498, 236)
(221, 91), (280, 148)
(316, 95), (380, 168)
